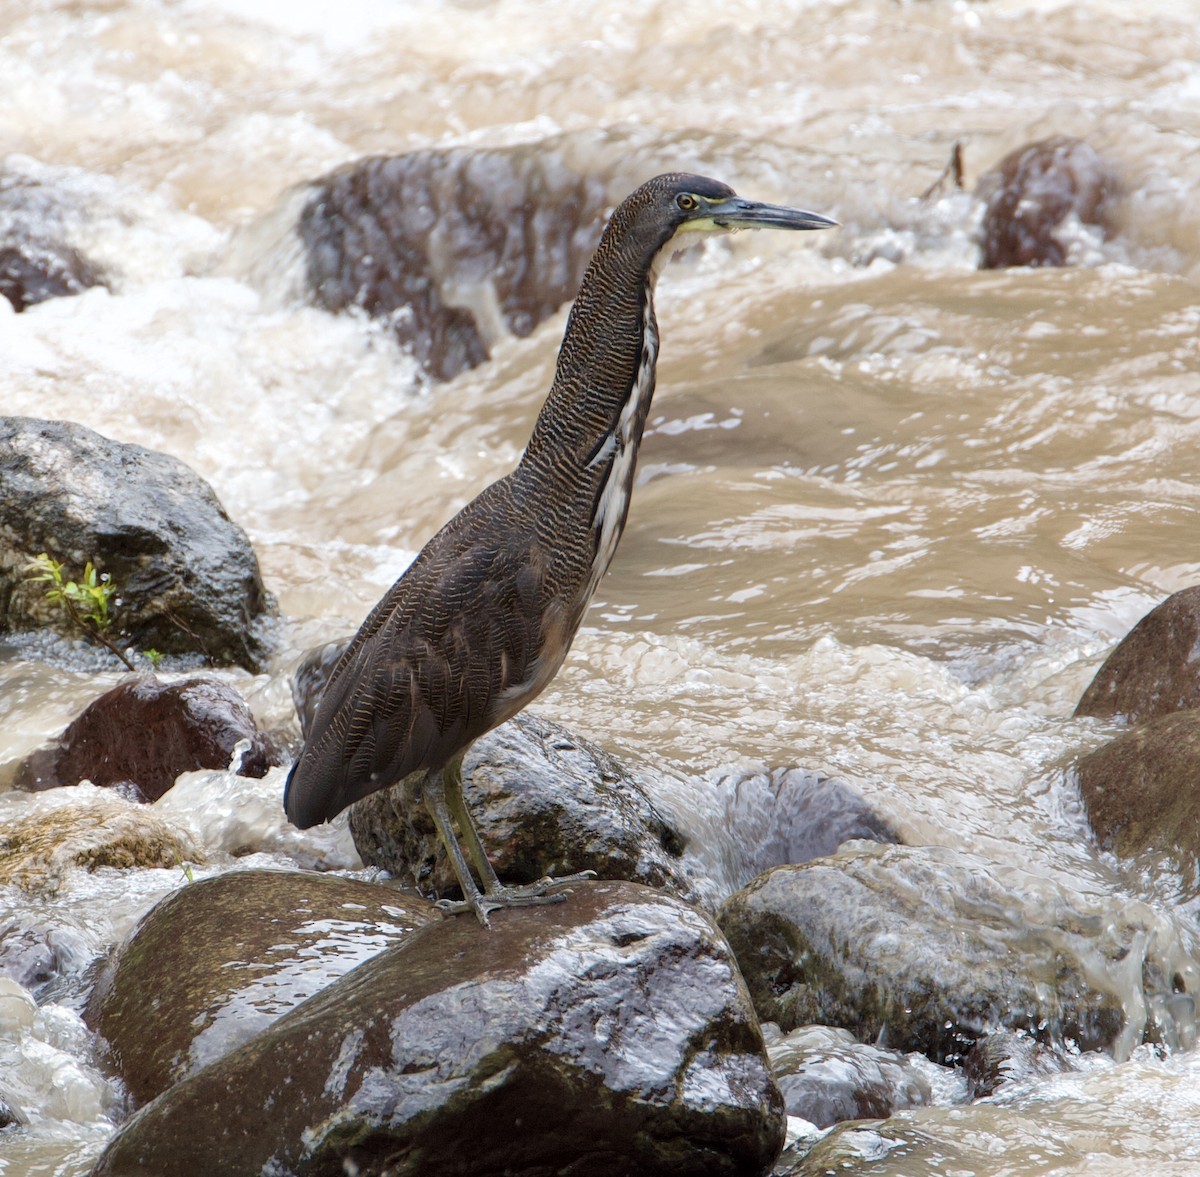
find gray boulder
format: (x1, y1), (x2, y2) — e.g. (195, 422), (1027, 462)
(719, 842), (1191, 1064)
(91, 880), (785, 1177)
(298, 146), (612, 381)
(85, 868), (436, 1106)
(350, 711), (699, 903)
(0, 417), (274, 670)
(763, 1023), (930, 1128)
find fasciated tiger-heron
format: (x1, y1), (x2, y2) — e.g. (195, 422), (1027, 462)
(285, 172), (836, 924)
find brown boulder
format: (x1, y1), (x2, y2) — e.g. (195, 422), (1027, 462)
(85, 868), (436, 1106)
(92, 880), (785, 1177)
(1075, 587), (1200, 723)
(14, 676), (282, 802)
(977, 136), (1118, 269)
(1076, 709), (1200, 873)
(297, 146), (612, 381)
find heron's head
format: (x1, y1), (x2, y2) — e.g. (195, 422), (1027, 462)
(612, 172), (837, 264)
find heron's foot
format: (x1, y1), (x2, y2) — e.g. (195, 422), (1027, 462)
(436, 871), (598, 927)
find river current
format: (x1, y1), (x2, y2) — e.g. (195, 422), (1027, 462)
(3, 0), (1200, 1172)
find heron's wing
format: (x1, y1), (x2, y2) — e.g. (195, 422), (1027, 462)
(284, 528), (549, 828)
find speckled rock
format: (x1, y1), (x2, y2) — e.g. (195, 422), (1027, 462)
(763, 1023), (930, 1129)
(349, 711), (698, 904)
(0, 788), (201, 894)
(92, 880), (785, 1177)
(14, 676), (282, 801)
(719, 842), (1190, 1065)
(977, 136), (1118, 269)
(1075, 709), (1200, 876)
(297, 145), (613, 381)
(0, 417), (274, 670)
(85, 868), (436, 1106)
(1075, 587), (1200, 724)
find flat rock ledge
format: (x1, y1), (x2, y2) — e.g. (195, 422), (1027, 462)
(91, 880), (785, 1177)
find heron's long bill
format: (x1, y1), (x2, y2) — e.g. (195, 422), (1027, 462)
(710, 197), (838, 232)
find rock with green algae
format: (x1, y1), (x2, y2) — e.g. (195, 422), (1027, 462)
(91, 880), (784, 1177)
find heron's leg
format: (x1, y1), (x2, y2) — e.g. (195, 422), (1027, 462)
(442, 755), (504, 895)
(424, 763), (568, 927)
(421, 766), (487, 910)
(444, 757), (599, 902)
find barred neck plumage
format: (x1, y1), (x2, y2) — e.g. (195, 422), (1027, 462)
(519, 185), (677, 599)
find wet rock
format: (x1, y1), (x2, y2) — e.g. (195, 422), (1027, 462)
(13, 675), (283, 802)
(0, 921), (88, 1000)
(92, 880), (784, 1177)
(350, 711), (698, 903)
(0, 788), (201, 894)
(0, 1091), (25, 1131)
(298, 146), (612, 380)
(0, 243), (102, 312)
(708, 766), (899, 891)
(0, 417), (275, 670)
(1075, 586), (1200, 724)
(763, 1023), (929, 1129)
(719, 842), (1185, 1065)
(85, 868), (436, 1107)
(961, 1029), (1072, 1099)
(977, 136), (1118, 269)
(1076, 710), (1200, 874)
(0, 159), (106, 311)
(290, 637), (349, 740)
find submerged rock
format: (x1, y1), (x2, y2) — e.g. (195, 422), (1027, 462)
(0, 788), (201, 894)
(0, 417), (275, 671)
(961, 1029), (1073, 1099)
(85, 868), (436, 1106)
(350, 711), (697, 903)
(92, 880), (785, 1177)
(297, 145), (612, 380)
(763, 1023), (930, 1129)
(14, 676), (282, 801)
(1076, 710), (1200, 875)
(0, 921), (88, 1000)
(977, 136), (1118, 269)
(706, 766), (899, 891)
(1075, 586), (1200, 724)
(719, 842), (1189, 1065)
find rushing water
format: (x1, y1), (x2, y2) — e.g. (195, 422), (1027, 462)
(2, 0), (1200, 1172)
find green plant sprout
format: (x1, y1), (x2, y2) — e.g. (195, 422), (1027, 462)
(27, 553), (137, 671)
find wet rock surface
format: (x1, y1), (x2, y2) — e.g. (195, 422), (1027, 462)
(0, 159), (106, 311)
(85, 868), (436, 1107)
(14, 676), (282, 801)
(1076, 709), (1200, 872)
(1075, 586), (1200, 724)
(298, 145), (613, 380)
(0, 417), (274, 670)
(763, 1023), (930, 1129)
(977, 136), (1118, 269)
(92, 880), (785, 1177)
(0, 788), (201, 894)
(961, 1029), (1073, 1099)
(719, 842), (1186, 1065)
(350, 710), (698, 903)
(707, 766), (899, 891)
(0, 921), (88, 1001)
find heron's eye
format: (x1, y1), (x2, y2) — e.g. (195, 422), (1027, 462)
(676, 193), (699, 212)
